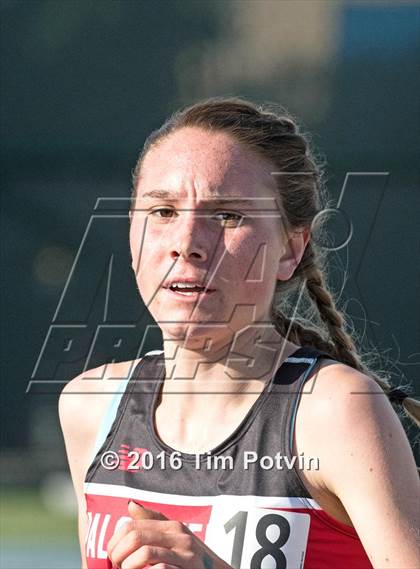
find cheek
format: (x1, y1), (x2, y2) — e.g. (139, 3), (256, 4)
(130, 217), (160, 267)
(130, 224), (163, 300)
(220, 227), (281, 287)
(129, 217), (143, 264)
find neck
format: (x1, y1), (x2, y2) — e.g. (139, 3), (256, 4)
(160, 323), (300, 395)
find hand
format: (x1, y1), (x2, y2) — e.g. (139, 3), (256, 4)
(107, 501), (233, 569)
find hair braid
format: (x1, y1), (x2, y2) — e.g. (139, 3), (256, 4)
(272, 312), (337, 356)
(303, 262), (390, 391)
(296, 243), (419, 424)
(304, 262), (358, 360)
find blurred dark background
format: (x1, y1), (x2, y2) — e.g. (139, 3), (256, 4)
(1, 1), (419, 566)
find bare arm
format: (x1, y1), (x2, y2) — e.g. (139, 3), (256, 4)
(59, 377), (95, 568)
(58, 360), (140, 567)
(311, 365), (419, 567)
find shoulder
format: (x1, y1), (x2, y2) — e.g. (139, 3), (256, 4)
(59, 358), (142, 397)
(298, 358), (418, 492)
(305, 358), (391, 429)
(306, 357), (386, 410)
(58, 358), (142, 489)
(300, 359), (396, 449)
(59, 358), (142, 437)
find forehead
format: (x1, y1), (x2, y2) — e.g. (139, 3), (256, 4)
(138, 127), (278, 201)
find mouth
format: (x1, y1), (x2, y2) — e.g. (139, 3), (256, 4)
(163, 284), (216, 300)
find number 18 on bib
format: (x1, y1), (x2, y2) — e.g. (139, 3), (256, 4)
(205, 505), (310, 569)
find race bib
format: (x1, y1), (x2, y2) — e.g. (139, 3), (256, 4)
(205, 504), (310, 569)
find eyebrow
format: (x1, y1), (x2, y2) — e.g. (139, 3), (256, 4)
(140, 189), (264, 207)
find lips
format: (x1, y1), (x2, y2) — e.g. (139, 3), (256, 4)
(163, 286), (216, 300)
(163, 278), (215, 292)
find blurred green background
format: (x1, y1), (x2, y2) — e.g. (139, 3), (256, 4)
(1, 1), (419, 567)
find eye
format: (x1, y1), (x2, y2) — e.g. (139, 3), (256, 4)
(148, 208), (244, 226)
(149, 207), (176, 219)
(214, 211), (244, 226)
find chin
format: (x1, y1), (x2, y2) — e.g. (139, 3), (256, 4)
(158, 320), (220, 347)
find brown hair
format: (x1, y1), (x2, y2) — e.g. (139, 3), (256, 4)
(130, 96), (420, 428)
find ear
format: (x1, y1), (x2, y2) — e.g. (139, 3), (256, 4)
(277, 227), (311, 281)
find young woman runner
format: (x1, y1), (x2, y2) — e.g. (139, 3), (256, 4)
(59, 97), (420, 569)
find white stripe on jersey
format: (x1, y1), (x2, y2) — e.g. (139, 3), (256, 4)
(84, 481), (321, 510)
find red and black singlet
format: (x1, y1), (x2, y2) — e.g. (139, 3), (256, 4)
(84, 346), (373, 568)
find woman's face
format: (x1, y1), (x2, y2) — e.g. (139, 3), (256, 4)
(130, 127), (303, 346)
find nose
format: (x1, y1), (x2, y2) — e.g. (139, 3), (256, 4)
(170, 213), (208, 262)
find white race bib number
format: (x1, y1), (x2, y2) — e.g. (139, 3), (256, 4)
(205, 505), (310, 569)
